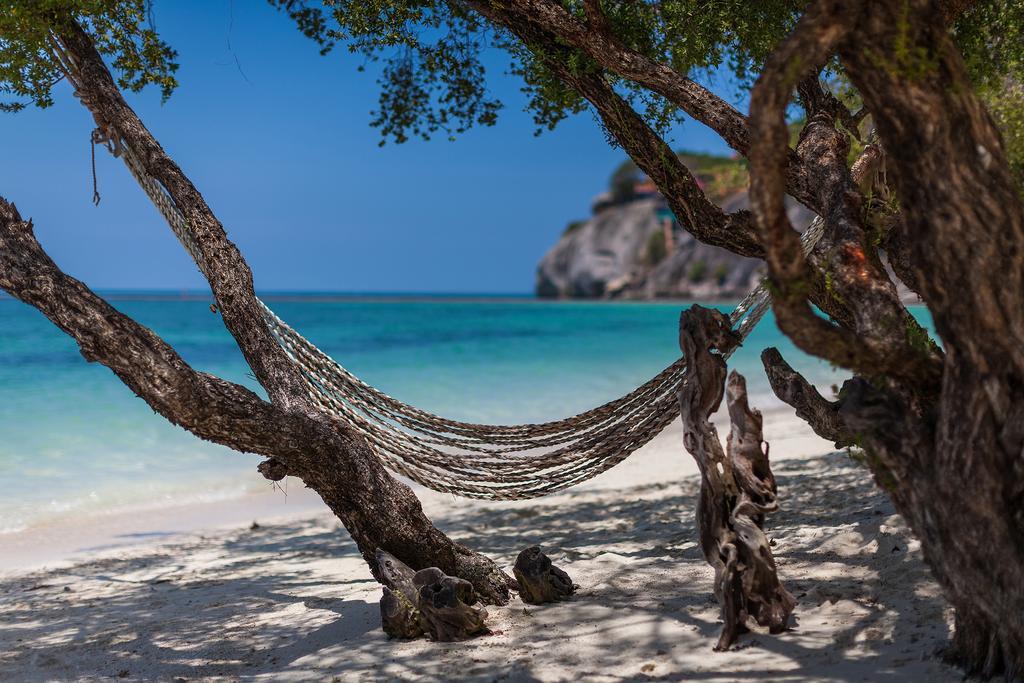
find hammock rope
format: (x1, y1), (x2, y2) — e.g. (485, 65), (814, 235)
(52, 41), (826, 500)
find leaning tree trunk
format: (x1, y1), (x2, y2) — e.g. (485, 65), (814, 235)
(32, 18), (512, 605)
(0, 197), (510, 604)
(677, 305), (795, 649)
(746, 1), (1024, 677)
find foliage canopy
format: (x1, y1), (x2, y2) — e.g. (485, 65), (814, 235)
(1, 0), (1022, 168)
(268, 0), (1024, 158)
(0, 0), (176, 112)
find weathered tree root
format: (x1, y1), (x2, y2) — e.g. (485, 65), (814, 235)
(677, 305), (796, 651)
(376, 550), (489, 641)
(414, 567), (489, 641)
(513, 546), (577, 604)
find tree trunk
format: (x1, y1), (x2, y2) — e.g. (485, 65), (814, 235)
(746, 1), (1024, 676)
(834, 368), (1024, 680)
(838, 4), (1024, 677)
(297, 440), (512, 604)
(887, 375), (1024, 680)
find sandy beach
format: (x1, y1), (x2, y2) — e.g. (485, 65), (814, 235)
(0, 410), (961, 682)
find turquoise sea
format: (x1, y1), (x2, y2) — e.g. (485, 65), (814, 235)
(0, 293), (873, 535)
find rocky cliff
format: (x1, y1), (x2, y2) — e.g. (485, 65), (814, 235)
(536, 189), (815, 300)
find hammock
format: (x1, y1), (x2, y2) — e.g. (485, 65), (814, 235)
(52, 42), (825, 500)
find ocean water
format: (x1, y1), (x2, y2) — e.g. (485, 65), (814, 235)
(0, 293), (899, 534)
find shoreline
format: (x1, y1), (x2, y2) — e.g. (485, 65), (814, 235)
(2, 291), (751, 305)
(0, 483), (325, 577)
(0, 406), (824, 576)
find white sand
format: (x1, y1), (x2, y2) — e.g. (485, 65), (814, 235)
(0, 410), (960, 682)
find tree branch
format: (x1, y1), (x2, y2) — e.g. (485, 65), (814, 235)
(55, 20), (311, 412)
(464, 0), (821, 212)
(748, 0), (942, 391)
(463, 0), (892, 332)
(0, 198), (318, 461)
(838, 0), (1024, 377)
(504, 8), (880, 323)
(520, 32), (763, 257)
(761, 348), (852, 446)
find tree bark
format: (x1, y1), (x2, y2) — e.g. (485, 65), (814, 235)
(677, 305), (795, 650)
(841, 3), (1024, 676)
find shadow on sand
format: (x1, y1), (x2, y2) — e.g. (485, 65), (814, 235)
(0, 453), (957, 682)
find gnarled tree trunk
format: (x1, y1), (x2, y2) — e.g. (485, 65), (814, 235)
(747, 1), (1024, 677)
(677, 305), (795, 650)
(840, 10), (1024, 675)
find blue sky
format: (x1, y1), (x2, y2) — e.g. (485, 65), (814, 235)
(3, 1), (738, 294)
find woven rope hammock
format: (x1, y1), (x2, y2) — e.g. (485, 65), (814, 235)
(51, 42), (826, 501)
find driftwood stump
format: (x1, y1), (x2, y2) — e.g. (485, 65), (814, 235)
(414, 567), (489, 641)
(513, 546), (577, 604)
(375, 550), (489, 641)
(677, 305), (796, 650)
